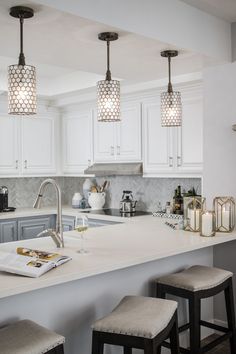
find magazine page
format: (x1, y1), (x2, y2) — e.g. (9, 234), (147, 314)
(0, 251), (53, 278)
(17, 247), (71, 266)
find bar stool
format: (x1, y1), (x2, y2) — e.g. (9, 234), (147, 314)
(91, 295), (180, 354)
(156, 265), (236, 354)
(0, 319), (65, 354)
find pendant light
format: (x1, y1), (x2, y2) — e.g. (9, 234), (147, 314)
(8, 6), (36, 115)
(160, 50), (182, 127)
(97, 32), (120, 122)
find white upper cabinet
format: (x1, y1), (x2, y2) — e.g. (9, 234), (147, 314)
(176, 96), (203, 173)
(0, 116), (19, 175)
(116, 102), (142, 161)
(143, 85), (203, 176)
(94, 101), (142, 162)
(143, 101), (174, 174)
(21, 115), (56, 175)
(62, 109), (93, 174)
(93, 114), (116, 162)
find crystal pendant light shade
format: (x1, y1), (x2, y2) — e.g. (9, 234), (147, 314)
(8, 6), (36, 115)
(97, 79), (120, 122)
(161, 91), (182, 127)
(97, 32), (120, 122)
(161, 50), (182, 127)
(8, 64), (36, 115)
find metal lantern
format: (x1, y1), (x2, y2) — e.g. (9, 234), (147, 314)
(213, 197), (235, 232)
(184, 196), (205, 232)
(97, 32), (120, 122)
(8, 6), (36, 115)
(200, 211), (216, 237)
(160, 50), (182, 127)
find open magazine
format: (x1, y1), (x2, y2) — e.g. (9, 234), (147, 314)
(0, 247), (71, 278)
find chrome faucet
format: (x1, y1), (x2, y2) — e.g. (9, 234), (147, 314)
(33, 178), (64, 248)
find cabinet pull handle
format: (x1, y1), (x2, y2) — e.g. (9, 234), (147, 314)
(110, 146), (114, 156)
(15, 160), (18, 169)
(169, 157), (173, 167)
(24, 160), (27, 169)
(177, 156), (182, 167)
(117, 145), (121, 155)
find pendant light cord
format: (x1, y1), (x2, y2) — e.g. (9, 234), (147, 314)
(106, 40), (111, 81)
(18, 16), (25, 66)
(168, 56), (173, 93)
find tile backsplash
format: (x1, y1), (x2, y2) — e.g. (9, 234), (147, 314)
(0, 176), (201, 212)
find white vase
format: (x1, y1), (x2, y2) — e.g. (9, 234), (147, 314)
(83, 178), (94, 200)
(88, 192), (106, 210)
(72, 192), (83, 208)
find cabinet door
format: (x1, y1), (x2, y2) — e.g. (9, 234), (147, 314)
(62, 216), (75, 232)
(143, 101), (174, 175)
(116, 102), (142, 161)
(21, 116), (56, 175)
(63, 110), (93, 174)
(18, 216), (52, 240)
(93, 111), (116, 162)
(0, 220), (17, 243)
(0, 116), (19, 175)
(176, 97), (203, 173)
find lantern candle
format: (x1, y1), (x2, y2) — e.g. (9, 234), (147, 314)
(184, 196), (205, 232)
(200, 211), (215, 237)
(214, 197), (235, 232)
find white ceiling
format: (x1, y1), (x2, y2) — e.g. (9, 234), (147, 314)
(180, 0), (236, 22)
(0, 0), (223, 96)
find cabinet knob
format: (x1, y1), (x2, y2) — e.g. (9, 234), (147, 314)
(169, 157), (173, 167)
(117, 145), (121, 155)
(110, 146), (114, 156)
(177, 156), (182, 167)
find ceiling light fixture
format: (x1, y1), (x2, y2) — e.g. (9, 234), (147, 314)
(160, 50), (182, 127)
(8, 6), (36, 115)
(97, 32), (120, 122)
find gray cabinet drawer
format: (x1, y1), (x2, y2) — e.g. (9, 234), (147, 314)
(0, 220), (17, 243)
(62, 216), (75, 232)
(18, 216), (52, 240)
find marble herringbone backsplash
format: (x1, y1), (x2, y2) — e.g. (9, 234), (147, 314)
(0, 176), (201, 212)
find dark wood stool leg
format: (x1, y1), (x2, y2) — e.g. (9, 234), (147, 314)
(224, 278), (236, 354)
(92, 331), (104, 354)
(170, 312), (180, 354)
(156, 346), (161, 354)
(156, 284), (166, 299)
(144, 339), (155, 354)
(189, 296), (200, 354)
(123, 347), (132, 354)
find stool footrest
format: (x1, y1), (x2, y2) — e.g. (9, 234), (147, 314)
(200, 320), (229, 333)
(201, 333), (232, 353)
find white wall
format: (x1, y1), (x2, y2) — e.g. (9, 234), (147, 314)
(203, 61), (236, 322)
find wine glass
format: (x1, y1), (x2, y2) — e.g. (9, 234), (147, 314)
(75, 215), (89, 254)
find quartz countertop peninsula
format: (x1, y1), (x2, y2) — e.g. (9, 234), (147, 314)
(0, 213), (236, 299)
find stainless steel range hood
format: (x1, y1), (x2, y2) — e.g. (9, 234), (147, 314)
(84, 163), (143, 176)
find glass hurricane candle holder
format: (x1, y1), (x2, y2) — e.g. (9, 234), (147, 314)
(213, 197), (235, 232)
(184, 196), (205, 232)
(200, 211), (216, 237)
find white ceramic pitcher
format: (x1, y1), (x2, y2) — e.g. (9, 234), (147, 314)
(88, 192), (106, 210)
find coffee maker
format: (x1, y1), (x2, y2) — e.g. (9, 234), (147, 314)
(0, 186), (8, 211)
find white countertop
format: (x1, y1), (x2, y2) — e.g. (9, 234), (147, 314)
(0, 213), (236, 300)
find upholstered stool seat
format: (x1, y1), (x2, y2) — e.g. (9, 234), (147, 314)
(0, 319), (65, 354)
(157, 265), (233, 292)
(92, 295), (177, 338)
(156, 265), (236, 354)
(91, 295), (180, 354)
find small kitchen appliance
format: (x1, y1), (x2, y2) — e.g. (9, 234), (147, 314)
(0, 186), (15, 212)
(120, 191), (137, 215)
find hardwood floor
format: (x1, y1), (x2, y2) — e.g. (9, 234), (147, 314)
(202, 334), (230, 353)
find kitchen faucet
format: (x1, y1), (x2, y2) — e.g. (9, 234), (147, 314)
(33, 178), (64, 248)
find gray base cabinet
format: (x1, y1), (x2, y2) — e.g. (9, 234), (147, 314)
(0, 220), (17, 243)
(18, 216), (53, 240)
